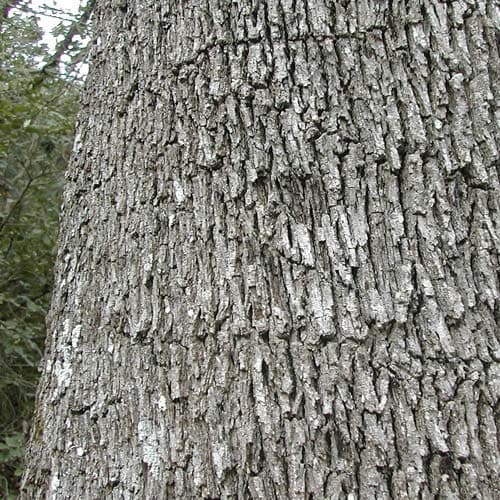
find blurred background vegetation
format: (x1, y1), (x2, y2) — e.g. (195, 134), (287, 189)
(0, 1), (92, 496)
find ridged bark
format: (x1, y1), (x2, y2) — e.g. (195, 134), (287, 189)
(22, 1), (499, 498)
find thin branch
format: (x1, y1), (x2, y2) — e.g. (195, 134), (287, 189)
(0, 176), (35, 237)
(40, 0), (95, 75)
(0, 0), (23, 24)
(16, 3), (77, 23)
(0, 136), (41, 239)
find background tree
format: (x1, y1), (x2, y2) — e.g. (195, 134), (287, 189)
(22, 0), (499, 498)
(0, 2), (91, 496)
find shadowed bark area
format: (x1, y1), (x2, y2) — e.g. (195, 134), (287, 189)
(22, 0), (499, 498)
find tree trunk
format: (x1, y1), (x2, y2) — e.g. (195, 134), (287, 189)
(22, 1), (499, 498)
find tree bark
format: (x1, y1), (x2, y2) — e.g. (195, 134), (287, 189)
(22, 0), (499, 498)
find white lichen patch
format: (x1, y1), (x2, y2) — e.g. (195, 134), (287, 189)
(295, 223), (315, 266)
(49, 472), (60, 496)
(157, 395), (167, 411)
(54, 357), (73, 392)
(144, 252), (154, 273)
(173, 179), (185, 204)
(212, 442), (230, 479)
(62, 318), (71, 339)
(51, 320), (83, 399)
(72, 324), (82, 349)
(137, 420), (162, 479)
(72, 130), (82, 153)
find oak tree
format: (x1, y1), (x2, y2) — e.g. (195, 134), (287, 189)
(22, 1), (499, 498)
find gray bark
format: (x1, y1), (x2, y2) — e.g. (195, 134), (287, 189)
(22, 0), (499, 498)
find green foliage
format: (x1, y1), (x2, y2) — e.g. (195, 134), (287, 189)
(0, 4), (84, 496)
